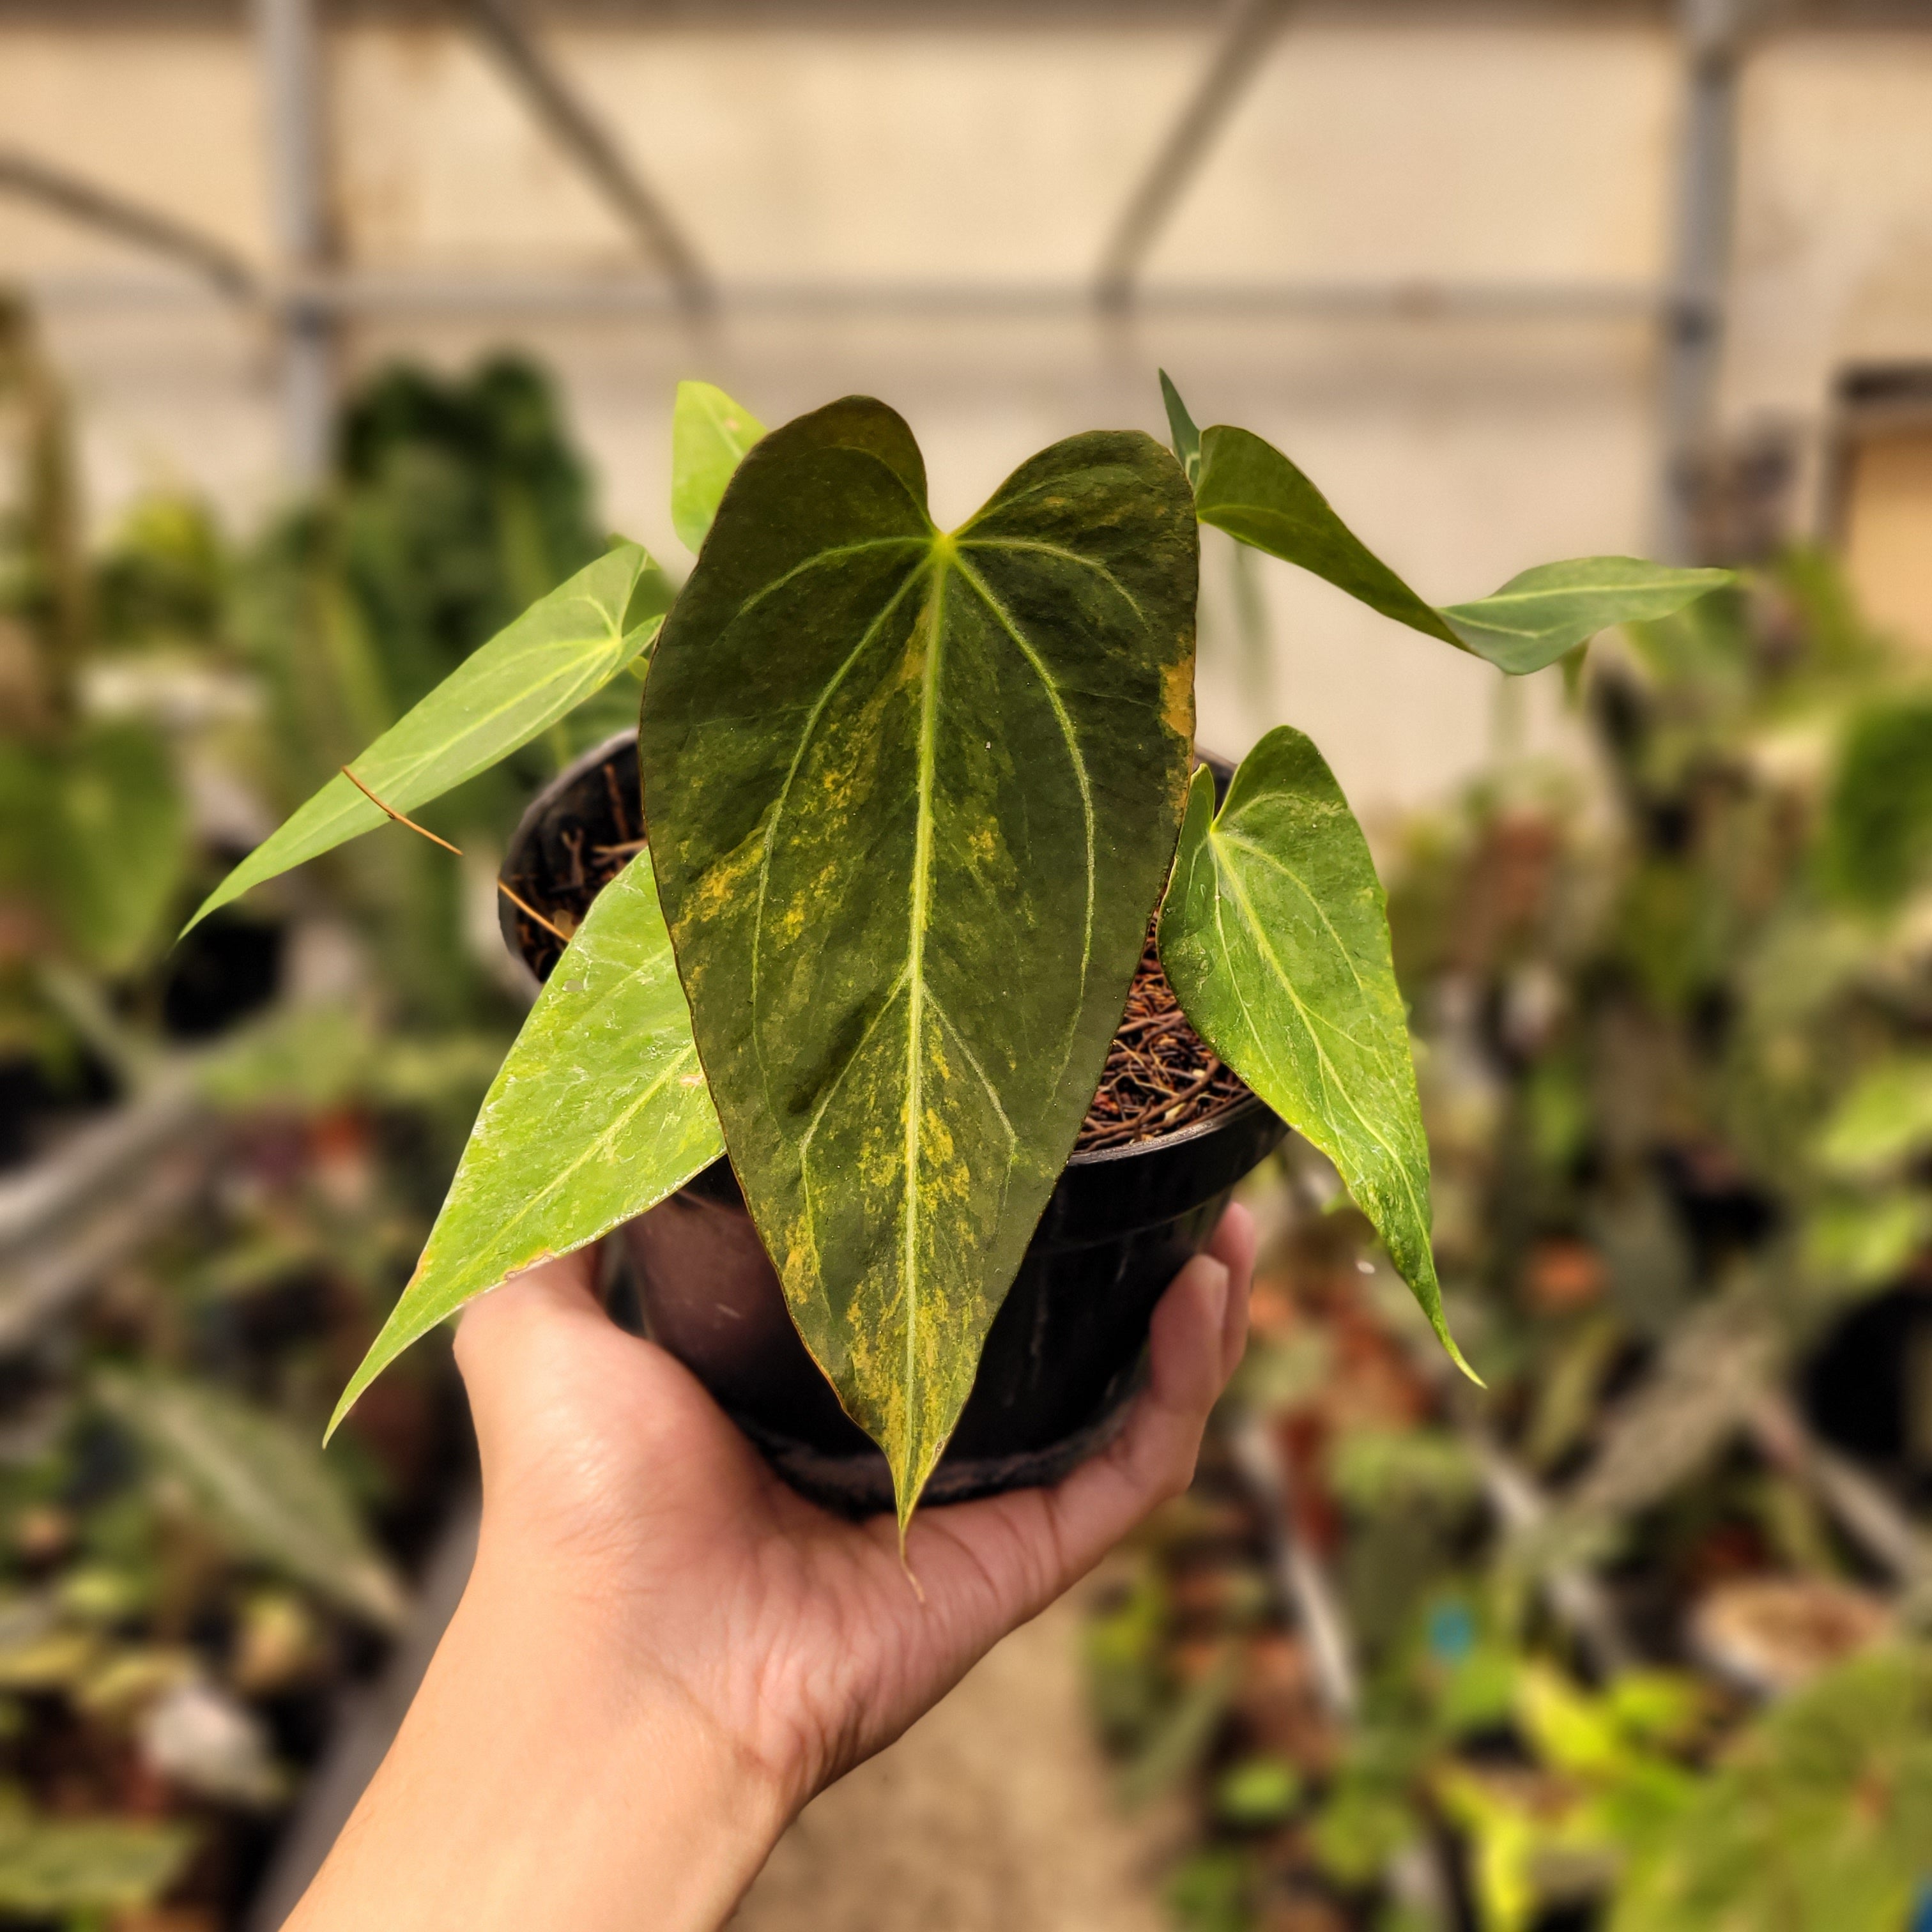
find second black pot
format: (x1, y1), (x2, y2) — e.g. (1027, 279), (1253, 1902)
(501, 732), (1286, 1515)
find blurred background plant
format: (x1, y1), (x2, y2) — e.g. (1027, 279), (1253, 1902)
(1087, 542), (1932, 1931)
(10, 264), (1932, 1925)
(0, 293), (618, 1928)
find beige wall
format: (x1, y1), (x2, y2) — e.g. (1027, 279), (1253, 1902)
(1844, 426), (1932, 652)
(3, 13), (1929, 812)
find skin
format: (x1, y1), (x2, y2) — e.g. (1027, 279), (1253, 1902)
(284, 1202), (1257, 1932)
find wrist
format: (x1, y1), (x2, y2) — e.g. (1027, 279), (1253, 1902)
(290, 1543), (790, 1932)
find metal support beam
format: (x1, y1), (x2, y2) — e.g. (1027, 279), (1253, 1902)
(463, 0), (712, 314)
(255, 0), (335, 486)
(0, 149), (263, 304)
(1657, 0), (1752, 560)
(1094, 0), (1295, 312)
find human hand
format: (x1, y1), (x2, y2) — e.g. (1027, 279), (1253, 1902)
(287, 1202), (1256, 1932)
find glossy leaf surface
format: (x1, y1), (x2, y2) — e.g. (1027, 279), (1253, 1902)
(1159, 731), (1475, 1379)
(328, 854), (723, 1436)
(642, 396), (1198, 1525)
(671, 380), (767, 554)
(184, 542), (671, 932)
(1191, 420), (1731, 675)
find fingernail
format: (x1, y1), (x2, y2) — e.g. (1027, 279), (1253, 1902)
(1200, 1256), (1230, 1330)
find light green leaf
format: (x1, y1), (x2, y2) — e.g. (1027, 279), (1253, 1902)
(1192, 422), (1733, 675)
(328, 852), (723, 1437)
(1804, 1191), (1932, 1289)
(94, 1368), (407, 1630)
(641, 396), (1198, 1528)
(0, 726), (185, 972)
(1815, 1057), (1932, 1179)
(1441, 558), (1736, 675)
(50, 723), (188, 972)
(183, 541), (672, 933)
(671, 379), (767, 554)
(0, 1803), (192, 1915)
(1160, 368), (1202, 489)
(1159, 733), (1475, 1379)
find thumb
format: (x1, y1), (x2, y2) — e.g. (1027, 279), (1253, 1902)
(452, 1245), (606, 1445)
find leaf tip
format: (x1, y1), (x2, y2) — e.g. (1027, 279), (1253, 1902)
(1441, 1326), (1485, 1389)
(1158, 371), (1202, 488)
(898, 1537), (927, 1603)
(177, 882), (234, 945)
(321, 1384), (359, 1447)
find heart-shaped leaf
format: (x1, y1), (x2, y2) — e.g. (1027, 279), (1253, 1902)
(1159, 729), (1476, 1380)
(183, 541), (672, 933)
(327, 852), (723, 1437)
(642, 396), (1198, 1527)
(671, 380), (767, 554)
(1172, 381), (1732, 675)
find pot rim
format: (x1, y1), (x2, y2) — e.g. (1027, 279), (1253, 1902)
(503, 728), (1280, 1168)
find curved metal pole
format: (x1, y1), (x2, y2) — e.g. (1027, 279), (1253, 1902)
(1093, 0), (1296, 313)
(463, 0), (713, 316)
(0, 148), (263, 304)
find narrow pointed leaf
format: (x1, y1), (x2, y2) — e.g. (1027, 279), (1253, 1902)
(642, 396), (1198, 1527)
(95, 1368), (408, 1629)
(184, 542), (672, 933)
(1159, 732), (1476, 1381)
(671, 380), (767, 554)
(327, 853), (723, 1437)
(1160, 369), (1202, 489)
(1440, 558), (1736, 675)
(1192, 422), (1735, 674)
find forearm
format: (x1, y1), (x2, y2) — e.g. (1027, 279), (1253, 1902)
(283, 1547), (788, 1932)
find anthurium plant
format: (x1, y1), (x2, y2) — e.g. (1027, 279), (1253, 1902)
(189, 375), (1730, 1529)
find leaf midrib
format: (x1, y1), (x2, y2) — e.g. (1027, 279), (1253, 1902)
(348, 611), (639, 800)
(1208, 829), (1429, 1238)
(443, 1036), (700, 1279)
(901, 553), (948, 1453)
(1450, 567), (1719, 613)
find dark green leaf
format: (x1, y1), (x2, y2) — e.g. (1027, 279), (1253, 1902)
(1193, 425), (1456, 643)
(1160, 369), (1202, 489)
(671, 380), (767, 554)
(328, 853), (723, 1436)
(1159, 732), (1475, 1379)
(184, 541), (671, 933)
(642, 397), (1197, 1526)
(1192, 423), (1733, 675)
(1820, 695), (1932, 911)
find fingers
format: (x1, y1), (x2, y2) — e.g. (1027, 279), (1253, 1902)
(1054, 1201), (1257, 1546)
(919, 1202), (1259, 1629)
(1208, 1200), (1257, 1379)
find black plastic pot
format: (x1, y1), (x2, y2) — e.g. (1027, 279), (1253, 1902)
(501, 732), (1287, 1514)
